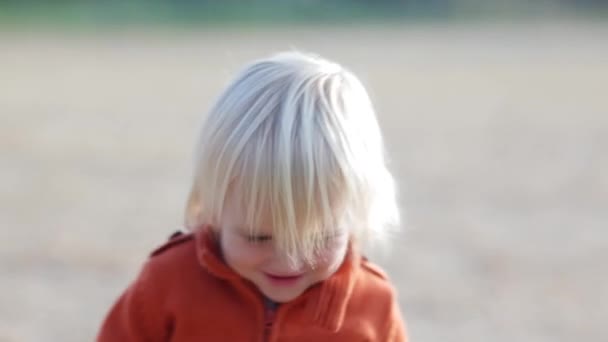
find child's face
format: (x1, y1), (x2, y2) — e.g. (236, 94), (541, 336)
(217, 196), (349, 303)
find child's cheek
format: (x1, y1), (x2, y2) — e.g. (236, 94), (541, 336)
(315, 238), (348, 268)
(229, 239), (272, 267)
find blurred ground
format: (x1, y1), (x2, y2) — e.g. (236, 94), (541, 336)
(1, 20), (607, 341)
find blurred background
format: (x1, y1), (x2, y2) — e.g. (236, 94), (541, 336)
(1, 1), (607, 341)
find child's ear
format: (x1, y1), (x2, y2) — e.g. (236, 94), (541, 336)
(185, 188), (202, 230)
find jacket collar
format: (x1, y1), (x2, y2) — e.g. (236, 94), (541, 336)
(193, 225), (360, 332)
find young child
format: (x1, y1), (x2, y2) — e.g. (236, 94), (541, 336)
(98, 51), (406, 341)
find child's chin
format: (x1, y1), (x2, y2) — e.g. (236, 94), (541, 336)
(262, 287), (305, 303)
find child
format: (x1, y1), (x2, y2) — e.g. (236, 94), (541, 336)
(98, 51), (406, 341)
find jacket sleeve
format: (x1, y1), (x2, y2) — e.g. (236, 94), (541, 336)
(97, 261), (172, 342)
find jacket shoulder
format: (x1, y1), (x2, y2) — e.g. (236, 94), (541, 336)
(149, 230), (195, 258)
(347, 257), (404, 339)
(360, 257), (389, 280)
(355, 257), (397, 302)
(136, 230), (200, 291)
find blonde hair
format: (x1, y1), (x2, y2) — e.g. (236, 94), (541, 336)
(186, 51), (399, 262)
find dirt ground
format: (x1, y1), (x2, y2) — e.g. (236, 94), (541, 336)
(1, 20), (607, 341)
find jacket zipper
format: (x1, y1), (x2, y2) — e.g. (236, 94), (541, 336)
(232, 280), (271, 342)
(263, 299), (278, 342)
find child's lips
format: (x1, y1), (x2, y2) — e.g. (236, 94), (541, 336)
(264, 272), (304, 286)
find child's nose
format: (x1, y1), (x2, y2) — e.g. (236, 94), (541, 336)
(271, 250), (306, 272)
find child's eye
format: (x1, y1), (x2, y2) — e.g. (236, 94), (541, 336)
(323, 232), (346, 242)
(246, 235), (272, 244)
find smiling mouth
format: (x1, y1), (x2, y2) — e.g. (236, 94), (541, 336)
(264, 273), (303, 286)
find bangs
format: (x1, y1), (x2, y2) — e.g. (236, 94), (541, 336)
(229, 108), (351, 263)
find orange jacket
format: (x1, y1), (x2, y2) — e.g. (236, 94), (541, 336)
(98, 227), (407, 341)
